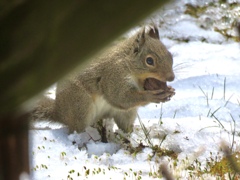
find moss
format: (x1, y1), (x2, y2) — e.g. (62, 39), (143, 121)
(209, 152), (240, 178)
(184, 4), (208, 18)
(184, 1), (240, 42)
(185, 151), (240, 179)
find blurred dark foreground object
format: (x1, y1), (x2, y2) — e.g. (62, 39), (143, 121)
(0, 0), (170, 179)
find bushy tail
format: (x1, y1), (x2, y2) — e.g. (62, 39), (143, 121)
(32, 96), (55, 121)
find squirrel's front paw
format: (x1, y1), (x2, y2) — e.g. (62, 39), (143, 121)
(146, 87), (175, 103)
(143, 78), (175, 103)
(161, 86), (175, 102)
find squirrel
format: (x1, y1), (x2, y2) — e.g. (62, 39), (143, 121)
(32, 25), (175, 134)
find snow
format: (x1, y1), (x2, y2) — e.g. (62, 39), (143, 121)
(162, 20), (226, 43)
(30, 0), (240, 179)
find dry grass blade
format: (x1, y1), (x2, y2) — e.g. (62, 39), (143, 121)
(137, 114), (153, 147)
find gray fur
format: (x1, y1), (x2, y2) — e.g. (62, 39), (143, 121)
(32, 25), (175, 133)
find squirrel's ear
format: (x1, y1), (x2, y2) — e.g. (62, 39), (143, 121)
(133, 27), (146, 54)
(148, 25), (160, 40)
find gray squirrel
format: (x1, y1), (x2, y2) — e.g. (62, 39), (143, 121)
(32, 25), (175, 133)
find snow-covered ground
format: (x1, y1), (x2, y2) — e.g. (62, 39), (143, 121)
(29, 0), (240, 179)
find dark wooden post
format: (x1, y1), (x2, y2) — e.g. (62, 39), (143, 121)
(0, 114), (29, 180)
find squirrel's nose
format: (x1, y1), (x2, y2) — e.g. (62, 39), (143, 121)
(166, 72), (175, 82)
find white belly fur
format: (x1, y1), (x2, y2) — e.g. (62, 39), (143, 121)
(90, 95), (116, 124)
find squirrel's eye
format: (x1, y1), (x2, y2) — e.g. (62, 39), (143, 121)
(146, 57), (154, 66)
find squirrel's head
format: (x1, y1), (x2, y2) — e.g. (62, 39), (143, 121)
(131, 25), (175, 83)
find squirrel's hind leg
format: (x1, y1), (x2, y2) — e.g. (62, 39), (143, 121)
(113, 109), (137, 133)
(55, 82), (94, 133)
